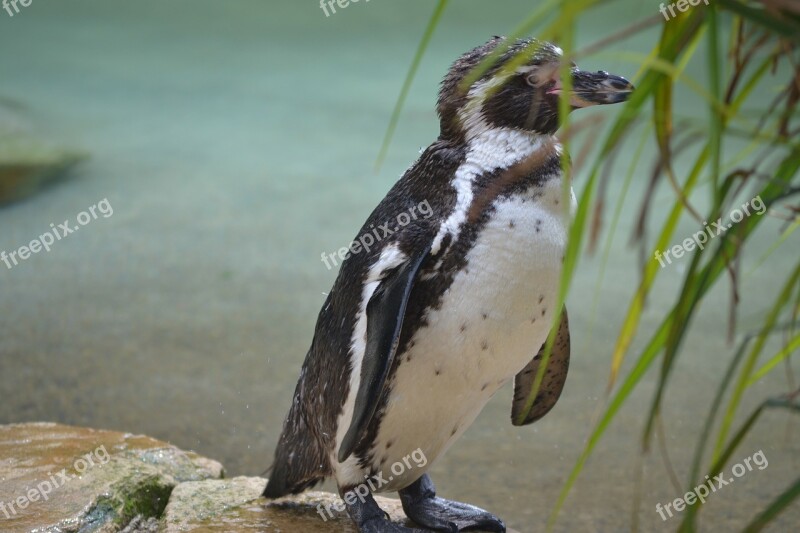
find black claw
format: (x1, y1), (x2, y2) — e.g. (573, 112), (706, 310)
(399, 474), (506, 532)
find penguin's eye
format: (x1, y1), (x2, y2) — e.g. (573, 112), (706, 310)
(524, 70), (542, 88)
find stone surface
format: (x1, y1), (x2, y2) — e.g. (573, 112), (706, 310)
(1, 423), (508, 532)
(162, 477), (410, 532)
(0, 422), (224, 532)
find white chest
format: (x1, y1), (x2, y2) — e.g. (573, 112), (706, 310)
(367, 179), (575, 492)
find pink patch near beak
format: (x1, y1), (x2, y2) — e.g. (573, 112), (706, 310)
(545, 73), (593, 107)
(546, 79), (562, 95)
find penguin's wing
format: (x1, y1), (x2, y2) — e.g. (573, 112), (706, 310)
(511, 307), (570, 426)
(337, 243), (431, 463)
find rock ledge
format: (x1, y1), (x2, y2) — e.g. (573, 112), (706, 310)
(0, 423), (413, 532)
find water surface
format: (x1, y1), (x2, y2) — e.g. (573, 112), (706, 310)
(1, 1), (798, 531)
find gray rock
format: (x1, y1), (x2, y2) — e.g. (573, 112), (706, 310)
(162, 476), (410, 532)
(1, 422), (505, 532)
(0, 422), (223, 532)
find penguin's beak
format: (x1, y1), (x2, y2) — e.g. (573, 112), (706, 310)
(547, 68), (634, 108)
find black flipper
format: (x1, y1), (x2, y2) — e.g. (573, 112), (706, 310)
(337, 245), (431, 463)
(511, 306), (570, 426)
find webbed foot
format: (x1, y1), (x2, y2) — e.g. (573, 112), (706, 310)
(398, 474), (505, 532)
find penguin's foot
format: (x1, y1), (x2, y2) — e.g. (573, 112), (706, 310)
(399, 474), (506, 532)
(345, 488), (427, 532)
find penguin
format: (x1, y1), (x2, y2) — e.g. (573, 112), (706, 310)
(264, 36), (633, 532)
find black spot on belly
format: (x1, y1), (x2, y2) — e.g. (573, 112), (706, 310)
(386, 439), (393, 449)
(541, 308), (546, 316)
(481, 382), (489, 391)
(481, 312), (488, 320)
(538, 294), (544, 304)
(460, 322), (467, 332)
(531, 317), (536, 324)
(509, 220), (516, 229)
(481, 340), (489, 351)
(435, 366), (442, 376)
(451, 425), (459, 436)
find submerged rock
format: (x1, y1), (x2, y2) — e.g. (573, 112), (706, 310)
(0, 422), (223, 532)
(0, 134), (87, 206)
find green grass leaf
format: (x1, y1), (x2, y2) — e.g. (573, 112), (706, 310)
(375, 0), (450, 170)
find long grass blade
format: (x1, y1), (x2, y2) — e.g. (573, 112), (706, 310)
(375, 0), (450, 170)
(680, 394), (800, 530)
(717, 0), (800, 41)
(743, 477), (800, 532)
(747, 331), (800, 385)
(712, 256), (800, 461)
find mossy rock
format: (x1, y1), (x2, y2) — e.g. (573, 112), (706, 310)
(1, 423), (507, 532)
(0, 422), (223, 533)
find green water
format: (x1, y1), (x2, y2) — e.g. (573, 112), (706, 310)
(1, 1), (797, 531)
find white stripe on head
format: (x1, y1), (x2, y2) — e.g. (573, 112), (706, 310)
(430, 76), (547, 256)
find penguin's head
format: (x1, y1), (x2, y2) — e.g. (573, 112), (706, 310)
(438, 36), (634, 140)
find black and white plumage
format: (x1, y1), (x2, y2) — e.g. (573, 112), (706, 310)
(264, 36), (633, 532)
